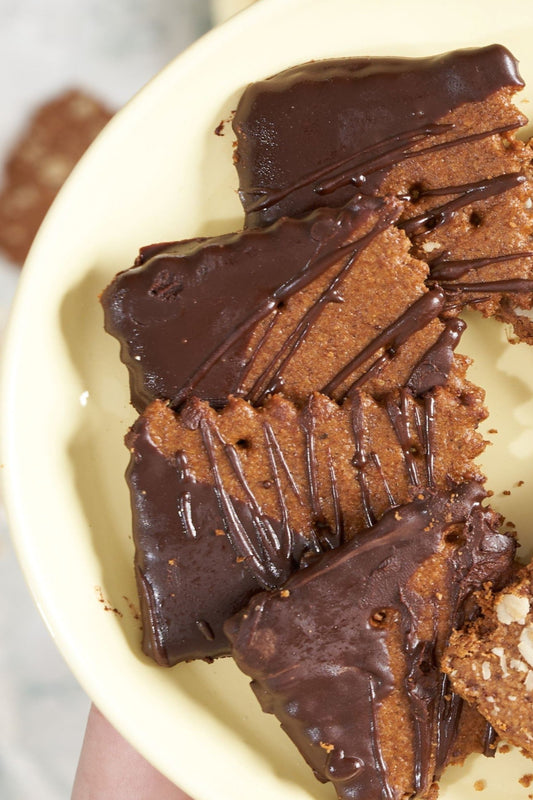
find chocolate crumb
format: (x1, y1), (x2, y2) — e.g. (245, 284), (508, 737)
(122, 595), (141, 621)
(94, 586), (123, 617)
(520, 775), (533, 788)
(214, 115), (234, 136)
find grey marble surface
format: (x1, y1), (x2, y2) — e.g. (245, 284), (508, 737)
(0, 1), (254, 796)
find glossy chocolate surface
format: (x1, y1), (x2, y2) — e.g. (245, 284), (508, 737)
(103, 196), (455, 413)
(126, 415), (309, 665)
(126, 355), (482, 665)
(102, 196), (389, 411)
(233, 45), (524, 227)
(226, 485), (515, 800)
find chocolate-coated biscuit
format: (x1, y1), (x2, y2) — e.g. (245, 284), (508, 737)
(126, 378), (486, 665)
(232, 45), (533, 339)
(225, 485), (515, 800)
(102, 196), (459, 412)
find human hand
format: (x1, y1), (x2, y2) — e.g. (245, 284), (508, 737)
(72, 704), (192, 799)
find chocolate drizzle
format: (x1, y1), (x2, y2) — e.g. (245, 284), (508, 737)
(247, 122), (524, 223)
(429, 251), (533, 282)
(370, 451), (397, 508)
(321, 288), (445, 399)
(327, 452), (345, 550)
(349, 391), (378, 528)
(299, 403), (335, 547)
(225, 485), (516, 800)
(244, 203), (398, 404)
(232, 45), (525, 226)
(262, 420), (304, 505)
(198, 414), (295, 590)
(126, 413), (308, 665)
(400, 173), (525, 238)
(420, 393), (436, 488)
(243, 122), (453, 212)
(440, 278), (533, 294)
(368, 675), (395, 800)
(434, 673), (464, 776)
(385, 390), (421, 487)
(406, 318), (466, 397)
(384, 382), (443, 492)
(404, 636), (439, 795)
(103, 196), (415, 412)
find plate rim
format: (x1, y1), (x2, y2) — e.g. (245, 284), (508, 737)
(2, 0), (533, 797)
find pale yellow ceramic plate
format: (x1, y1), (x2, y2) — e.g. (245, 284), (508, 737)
(2, 0), (533, 797)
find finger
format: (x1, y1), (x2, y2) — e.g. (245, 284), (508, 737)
(71, 704), (193, 800)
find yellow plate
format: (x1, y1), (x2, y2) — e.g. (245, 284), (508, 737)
(2, 0), (533, 797)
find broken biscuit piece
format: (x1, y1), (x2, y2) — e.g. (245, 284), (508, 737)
(225, 485), (515, 800)
(443, 562), (533, 755)
(126, 382), (486, 665)
(102, 195), (457, 412)
(232, 45), (533, 339)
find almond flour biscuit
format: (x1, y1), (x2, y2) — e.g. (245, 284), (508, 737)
(443, 562), (533, 754)
(102, 196), (460, 412)
(225, 485), (515, 800)
(232, 46), (533, 339)
(126, 379), (486, 665)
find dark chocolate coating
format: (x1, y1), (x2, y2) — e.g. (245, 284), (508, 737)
(126, 415), (310, 665)
(102, 196), (401, 412)
(406, 317), (466, 396)
(233, 45), (524, 227)
(126, 369), (480, 666)
(226, 485), (515, 800)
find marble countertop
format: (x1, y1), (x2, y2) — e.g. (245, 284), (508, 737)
(0, 1), (254, 796)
